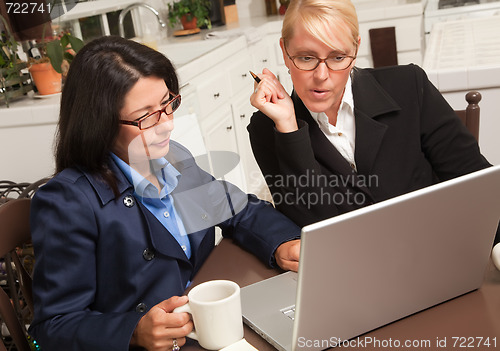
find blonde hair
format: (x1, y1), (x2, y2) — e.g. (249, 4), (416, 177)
(282, 0), (359, 52)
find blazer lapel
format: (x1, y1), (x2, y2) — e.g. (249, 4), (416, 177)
(293, 93), (354, 176)
(293, 93), (374, 200)
(351, 68), (400, 175)
(137, 201), (194, 263)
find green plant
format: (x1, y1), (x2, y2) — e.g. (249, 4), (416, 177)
(0, 14), (20, 80)
(44, 32), (84, 73)
(167, 0), (212, 29)
(1, 14), (33, 106)
(30, 24), (84, 74)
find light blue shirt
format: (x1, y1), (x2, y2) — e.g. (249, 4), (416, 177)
(111, 154), (191, 259)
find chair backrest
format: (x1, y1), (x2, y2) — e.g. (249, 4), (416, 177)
(369, 26), (398, 68)
(0, 181), (30, 205)
(454, 91), (481, 141)
(17, 178), (50, 200)
(0, 198), (32, 351)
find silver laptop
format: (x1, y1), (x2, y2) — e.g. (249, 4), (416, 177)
(241, 165), (500, 351)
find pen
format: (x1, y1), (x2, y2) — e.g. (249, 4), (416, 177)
(249, 71), (261, 83)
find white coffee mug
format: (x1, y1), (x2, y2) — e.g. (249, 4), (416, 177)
(174, 280), (244, 350)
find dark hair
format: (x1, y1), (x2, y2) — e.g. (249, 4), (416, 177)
(55, 35), (179, 192)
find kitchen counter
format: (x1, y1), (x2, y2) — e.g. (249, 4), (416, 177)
(0, 16), (283, 119)
(0, 16), (284, 182)
(354, 0), (423, 21)
(423, 14), (500, 165)
(1, 5), (428, 181)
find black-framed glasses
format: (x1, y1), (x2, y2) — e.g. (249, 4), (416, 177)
(284, 45), (357, 71)
(120, 94), (181, 130)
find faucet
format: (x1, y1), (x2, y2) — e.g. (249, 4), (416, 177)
(118, 3), (167, 38)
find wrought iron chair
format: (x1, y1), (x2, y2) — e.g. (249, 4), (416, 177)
(0, 181), (30, 205)
(0, 198), (32, 351)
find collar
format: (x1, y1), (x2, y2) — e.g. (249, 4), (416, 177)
(350, 67), (401, 118)
(308, 75), (354, 129)
(111, 153), (181, 199)
(80, 141), (189, 206)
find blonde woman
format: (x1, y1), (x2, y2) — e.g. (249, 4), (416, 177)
(248, 0), (497, 248)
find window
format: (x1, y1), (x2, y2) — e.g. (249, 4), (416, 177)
(57, 0), (140, 41)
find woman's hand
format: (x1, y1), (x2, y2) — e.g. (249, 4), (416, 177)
(250, 68), (298, 133)
(130, 295), (193, 351)
(274, 239), (301, 272)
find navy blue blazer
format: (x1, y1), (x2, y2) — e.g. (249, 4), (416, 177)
(29, 141), (300, 351)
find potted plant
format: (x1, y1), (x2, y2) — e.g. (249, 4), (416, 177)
(167, 0), (212, 30)
(279, 0), (290, 15)
(28, 27), (84, 95)
(0, 14), (33, 106)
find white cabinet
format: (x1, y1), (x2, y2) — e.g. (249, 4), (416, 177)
(249, 40), (275, 74)
(186, 44), (251, 192)
(171, 84), (208, 166)
(201, 105), (246, 190)
(0, 23), (281, 196)
(195, 72), (232, 118)
(231, 94), (273, 201)
(266, 33), (293, 93)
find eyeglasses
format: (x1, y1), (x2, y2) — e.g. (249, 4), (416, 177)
(284, 45), (357, 71)
(119, 94), (181, 130)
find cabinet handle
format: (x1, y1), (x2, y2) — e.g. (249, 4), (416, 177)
(241, 73), (247, 78)
(240, 114), (246, 119)
(262, 59), (268, 63)
(226, 126), (233, 131)
(213, 93), (220, 99)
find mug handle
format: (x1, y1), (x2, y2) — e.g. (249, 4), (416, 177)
(173, 303), (198, 340)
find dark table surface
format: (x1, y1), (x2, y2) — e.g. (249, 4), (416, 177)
(182, 239), (500, 351)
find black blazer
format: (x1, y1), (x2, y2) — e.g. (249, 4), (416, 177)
(248, 64), (493, 236)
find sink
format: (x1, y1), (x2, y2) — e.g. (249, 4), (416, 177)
(157, 38), (229, 66)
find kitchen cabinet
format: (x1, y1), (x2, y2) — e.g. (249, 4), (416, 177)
(266, 33), (293, 94)
(184, 41), (250, 192)
(231, 93), (273, 201)
(201, 105), (245, 190)
(0, 97), (60, 182)
(249, 40), (275, 74)
(0, 19), (283, 193)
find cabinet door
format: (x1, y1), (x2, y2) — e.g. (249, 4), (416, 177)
(171, 86), (208, 159)
(249, 40), (274, 74)
(195, 71), (231, 118)
(276, 65), (293, 95)
(231, 94), (272, 202)
(228, 51), (252, 96)
(202, 105), (247, 192)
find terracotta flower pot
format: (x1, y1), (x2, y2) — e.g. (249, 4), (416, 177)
(279, 4), (288, 15)
(29, 62), (62, 95)
(181, 15), (197, 30)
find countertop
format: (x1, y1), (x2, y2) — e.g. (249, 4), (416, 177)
(0, 16), (284, 126)
(354, 0), (423, 21)
(422, 14), (500, 91)
(1, 0), (427, 123)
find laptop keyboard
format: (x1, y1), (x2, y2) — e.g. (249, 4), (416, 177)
(281, 305), (296, 320)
